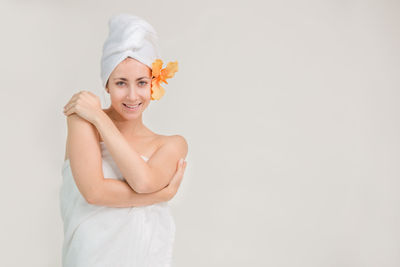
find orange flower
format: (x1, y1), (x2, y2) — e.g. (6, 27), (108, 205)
(151, 59), (178, 100)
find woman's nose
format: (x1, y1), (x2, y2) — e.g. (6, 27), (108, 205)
(127, 87), (139, 99)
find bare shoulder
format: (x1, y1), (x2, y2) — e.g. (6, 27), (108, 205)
(158, 134), (188, 158)
(169, 134), (188, 147)
(66, 114), (100, 141)
(65, 114), (100, 161)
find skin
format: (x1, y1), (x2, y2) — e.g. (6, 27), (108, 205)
(62, 57), (187, 206)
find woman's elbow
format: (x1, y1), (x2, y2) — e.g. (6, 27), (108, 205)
(85, 191), (98, 204)
(136, 181), (166, 194)
(124, 179), (151, 194)
(82, 187), (102, 204)
(134, 184), (153, 194)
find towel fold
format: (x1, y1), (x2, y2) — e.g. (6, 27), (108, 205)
(100, 14), (160, 88)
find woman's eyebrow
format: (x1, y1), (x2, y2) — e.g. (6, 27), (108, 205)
(136, 76), (151, 81)
(113, 77), (150, 81)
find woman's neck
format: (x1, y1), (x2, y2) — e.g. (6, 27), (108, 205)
(103, 107), (151, 138)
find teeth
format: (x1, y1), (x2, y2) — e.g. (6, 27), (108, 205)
(125, 103), (139, 108)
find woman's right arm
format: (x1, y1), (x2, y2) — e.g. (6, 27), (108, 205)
(90, 160), (186, 207)
(65, 114), (186, 208)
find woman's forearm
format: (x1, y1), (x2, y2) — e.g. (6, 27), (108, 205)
(93, 111), (150, 193)
(89, 178), (168, 208)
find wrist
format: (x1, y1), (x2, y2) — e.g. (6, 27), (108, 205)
(93, 110), (108, 129)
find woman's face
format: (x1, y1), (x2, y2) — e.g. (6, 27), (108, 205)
(106, 57), (152, 120)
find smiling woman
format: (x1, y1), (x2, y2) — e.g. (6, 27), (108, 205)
(60, 13), (188, 267)
(104, 58), (152, 118)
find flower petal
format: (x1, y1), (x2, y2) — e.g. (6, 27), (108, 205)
(151, 83), (165, 100)
(158, 74), (168, 85)
(149, 60), (178, 100)
(164, 61), (178, 79)
(151, 59), (163, 78)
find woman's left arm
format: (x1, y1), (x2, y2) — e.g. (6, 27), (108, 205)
(93, 112), (188, 193)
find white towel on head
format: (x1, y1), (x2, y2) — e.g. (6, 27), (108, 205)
(100, 14), (160, 88)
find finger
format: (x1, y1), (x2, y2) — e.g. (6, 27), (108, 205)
(179, 160), (187, 172)
(64, 101), (77, 114)
(64, 106), (75, 116)
(63, 99), (73, 110)
(63, 93), (80, 110)
(171, 165), (184, 184)
(174, 172), (184, 187)
(170, 159), (186, 181)
(64, 99), (78, 112)
(64, 103), (72, 112)
(175, 161), (186, 183)
(170, 173), (182, 189)
(64, 93), (87, 113)
(65, 104), (81, 116)
(70, 92), (80, 101)
(87, 91), (97, 98)
(181, 161), (187, 175)
(172, 166), (183, 180)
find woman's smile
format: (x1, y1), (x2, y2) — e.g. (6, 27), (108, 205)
(123, 102), (142, 111)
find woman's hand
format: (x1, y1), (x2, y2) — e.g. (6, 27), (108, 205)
(63, 90), (103, 124)
(163, 158), (187, 201)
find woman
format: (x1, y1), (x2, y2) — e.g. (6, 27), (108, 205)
(60, 14), (188, 266)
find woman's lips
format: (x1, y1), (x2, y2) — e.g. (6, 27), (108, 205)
(123, 103), (141, 111)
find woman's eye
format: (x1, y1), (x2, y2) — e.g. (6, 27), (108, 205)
(116, 81), (125, 86)
(139, 81), (148, 86)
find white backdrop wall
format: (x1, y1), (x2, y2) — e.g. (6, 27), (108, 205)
(0, 0), (399, 266)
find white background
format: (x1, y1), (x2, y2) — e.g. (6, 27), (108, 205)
(0, 0), (399, 266)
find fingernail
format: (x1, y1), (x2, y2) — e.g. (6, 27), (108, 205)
(179, 158), (183, 165)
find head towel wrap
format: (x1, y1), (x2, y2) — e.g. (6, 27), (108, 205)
(100, 14), (160, 89)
